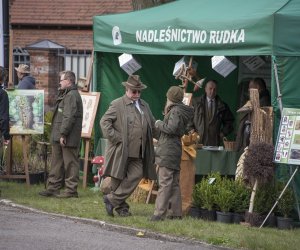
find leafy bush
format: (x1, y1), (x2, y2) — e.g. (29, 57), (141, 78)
(231, 180), (251, 213)
(192, 172), (221, 210)
(253, 183), (277, 215)
(277, 183), (295, 218)
(214, 177), (235, 212)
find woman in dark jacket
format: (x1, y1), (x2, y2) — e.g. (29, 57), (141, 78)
(151, 86), (194, 221)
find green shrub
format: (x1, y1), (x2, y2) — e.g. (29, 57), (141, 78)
(231, 180), (251, 213)
(192, 172), (221, 210)
(253, 183), (277, 215)
(277, 183), (295, 218)
(214, 177), (235, 212)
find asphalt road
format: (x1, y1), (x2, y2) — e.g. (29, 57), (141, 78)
(0, 202), (220, 250)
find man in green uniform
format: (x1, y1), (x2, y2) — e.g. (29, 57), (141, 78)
(39, 71), (83, 198)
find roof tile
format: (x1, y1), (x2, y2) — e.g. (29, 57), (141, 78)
(10, 0), (134, 26)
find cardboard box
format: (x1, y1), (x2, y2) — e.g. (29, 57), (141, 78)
(173, 56), (198, 76)
(118, 53), (142, 75)
(211, 56), (236, 77)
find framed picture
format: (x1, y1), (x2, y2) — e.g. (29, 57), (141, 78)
(183, 93), (193, 106)
(80, 91), (101, 138)
(7, 90), (44, 135)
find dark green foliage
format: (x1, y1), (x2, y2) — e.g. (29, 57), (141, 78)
(192, 172), (221, 210)
(277, 182), (295, 218)
(231, 180), (251, 213)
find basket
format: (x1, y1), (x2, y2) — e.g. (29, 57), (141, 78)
(223, 137), (237, 151)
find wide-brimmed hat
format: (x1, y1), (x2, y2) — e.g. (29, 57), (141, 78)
(122, 75), (147, 90)
(15, 64), (30, 74)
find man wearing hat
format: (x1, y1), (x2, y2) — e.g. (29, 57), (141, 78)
(150, 86), (194, 221)
(15, 64), (36, 89)
(100, 75), (158, 217)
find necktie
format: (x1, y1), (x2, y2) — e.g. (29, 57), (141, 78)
(135, 100), (142, 114)
(208, 99), (213, 119)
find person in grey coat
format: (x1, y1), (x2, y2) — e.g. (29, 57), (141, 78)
(100, 75), (157, 217)
(151, 86), (194, 221)
(39, 71), (83, 198)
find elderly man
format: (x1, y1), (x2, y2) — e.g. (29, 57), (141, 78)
(100, 75), (157, 217)
(192, 80), (234, 146)
(15, 64), (36, 89)
(39, 71), (83, 198)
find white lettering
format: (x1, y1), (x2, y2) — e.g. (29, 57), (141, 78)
(135, 28), (245, 44)
(159, 29), (165, 42)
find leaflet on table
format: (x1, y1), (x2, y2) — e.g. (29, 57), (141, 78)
(202, 146), (224, 151)
(274, 108), (300, 165)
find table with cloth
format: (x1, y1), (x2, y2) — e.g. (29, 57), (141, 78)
(194, 149), (240, 176)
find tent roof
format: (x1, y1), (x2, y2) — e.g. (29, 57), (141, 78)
(93, 0), (300, 56)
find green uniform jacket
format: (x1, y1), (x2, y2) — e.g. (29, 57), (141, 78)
(155, 103), (194, 170)
(51, 85), (83, 147)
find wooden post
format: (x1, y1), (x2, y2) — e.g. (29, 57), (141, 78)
(82, 138), (90, 188)
(22, 135), (30, 185)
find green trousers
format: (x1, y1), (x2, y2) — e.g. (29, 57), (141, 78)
(47, 143), (80, 194)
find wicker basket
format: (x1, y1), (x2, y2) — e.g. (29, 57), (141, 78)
(223, 137), (237, 151)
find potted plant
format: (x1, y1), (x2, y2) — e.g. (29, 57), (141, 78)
(245, 183), (277, 227)
(231, 180), (251, 224)
(191, 172), (221, 221)
(214, 177), (235, 223)
(276, 184), (295, 229)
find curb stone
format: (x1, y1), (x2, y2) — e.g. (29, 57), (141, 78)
(0, 199), (231, 250)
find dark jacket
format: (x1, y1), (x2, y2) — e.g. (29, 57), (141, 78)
(192, 94), (234, 146)
(155, 102), (194, 170)
(0, 86), (10, 140)
(18, 76), (36, 89)
(50, 84), (83, 147)
(100, 95), (158, 180)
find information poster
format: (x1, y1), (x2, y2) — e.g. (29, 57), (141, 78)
(274, 108), (300, 165)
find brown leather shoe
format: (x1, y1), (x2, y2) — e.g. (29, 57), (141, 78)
(39, 190), (59, 197)
(150, 215), (164, 221)
(55, 192), (78, 198)
(103, 195), (114, 216)
(117, 209), (132, 217)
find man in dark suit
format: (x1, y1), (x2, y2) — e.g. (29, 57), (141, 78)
(192, 80), (234, 146)
(100, 75), (157, 217)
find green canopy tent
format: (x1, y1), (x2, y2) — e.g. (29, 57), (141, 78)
(93, 0), (300, 214)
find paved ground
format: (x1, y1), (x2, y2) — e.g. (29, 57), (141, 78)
(0, 200), (223, 250)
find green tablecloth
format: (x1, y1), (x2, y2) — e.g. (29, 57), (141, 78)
(194, 149), (239, 176)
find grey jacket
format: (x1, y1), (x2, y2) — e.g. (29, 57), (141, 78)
(100, 95), (157, 180)
(155, 102), (194, 170)
(50, 84), (83, 147)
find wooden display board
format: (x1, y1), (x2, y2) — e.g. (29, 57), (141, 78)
(7, 90), (44, 135)
(0, 90), (44, 185)
(79, 91), (101, 188)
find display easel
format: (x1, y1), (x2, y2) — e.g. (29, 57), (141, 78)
(82, 137), (91, 189)
(0, 135), (30, 185)
(79, 50), (100, 188)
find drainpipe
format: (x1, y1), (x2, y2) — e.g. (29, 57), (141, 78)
(2, 0), (9, 69)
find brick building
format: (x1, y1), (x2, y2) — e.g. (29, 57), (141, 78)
(8, 0), (172, 108)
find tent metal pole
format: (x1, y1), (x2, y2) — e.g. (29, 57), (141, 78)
(273, 57), (300, 221)
(260, 166), (299, 228)
(273, 58), (283, 113)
